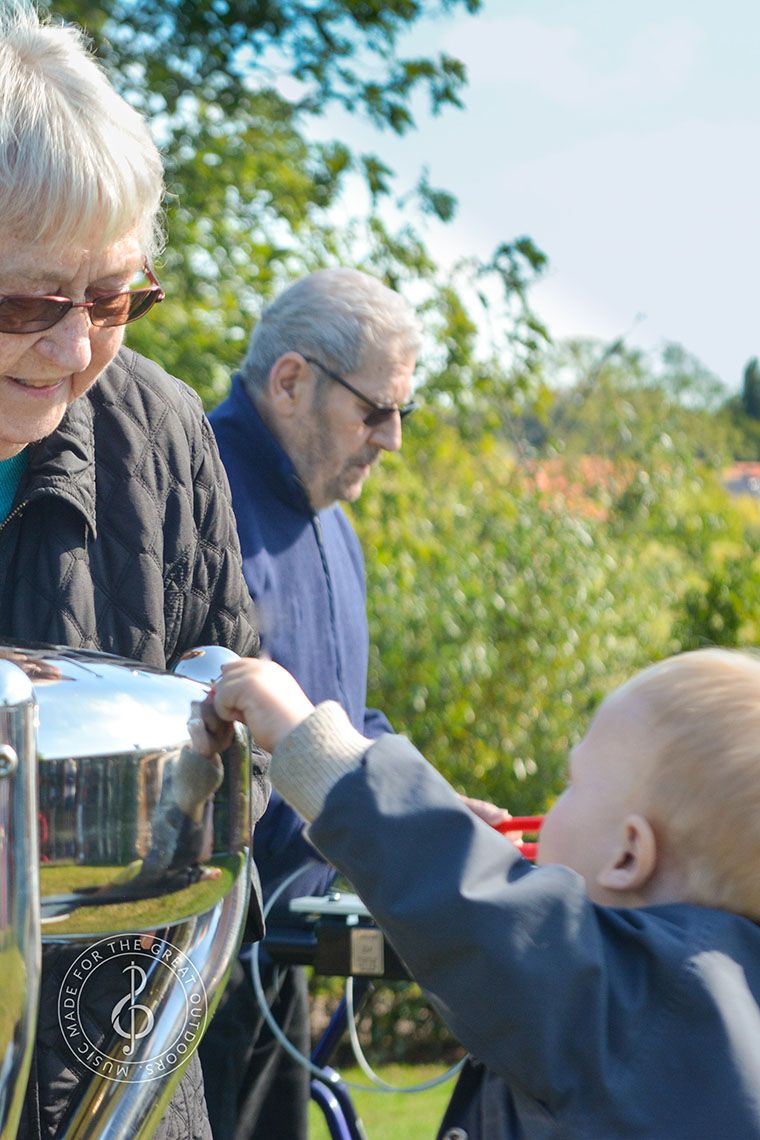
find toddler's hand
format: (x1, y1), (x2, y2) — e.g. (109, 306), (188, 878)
(211, 658), (315, 753)
(459, 794), (520, 837)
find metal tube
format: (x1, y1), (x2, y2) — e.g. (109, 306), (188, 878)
(0, 660), (40, 1140)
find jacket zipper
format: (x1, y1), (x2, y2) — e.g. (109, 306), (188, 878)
(311, 512), (350, 710)
(0, 500), (27, 535)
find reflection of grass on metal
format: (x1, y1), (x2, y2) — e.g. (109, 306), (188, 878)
(39, 854), (241, 936)
(0, 943), (27, 1044)
(41, 863), (122, 890)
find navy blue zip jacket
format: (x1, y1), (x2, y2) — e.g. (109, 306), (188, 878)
(210, 373), (392, 902)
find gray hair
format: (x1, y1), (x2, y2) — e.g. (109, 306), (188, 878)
(0, 0), (164, 256)
(241, 267), (422, 394)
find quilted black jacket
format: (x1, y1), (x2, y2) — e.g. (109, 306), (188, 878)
(2, 347), (268, 1139)
(0, 346), (260, 668)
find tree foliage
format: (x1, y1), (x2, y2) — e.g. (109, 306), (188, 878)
(52, 0), (479, 130)
(741, 356), (760, 420)
(526, 337), (740, 468)
(47, 0), (548, 415)
(723, 360), (760, 459)
(350, 346), (760, 815)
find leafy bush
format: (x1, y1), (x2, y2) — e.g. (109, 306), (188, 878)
(356, 418), (654, 811)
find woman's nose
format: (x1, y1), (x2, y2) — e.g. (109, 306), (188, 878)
(34, 308), (94, 372)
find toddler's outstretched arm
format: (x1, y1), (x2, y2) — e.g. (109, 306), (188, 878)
(192, 661), (518, 833)
(191, 659), (371, 824)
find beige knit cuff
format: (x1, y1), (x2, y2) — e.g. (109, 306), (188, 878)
(270, 701), (371, 823)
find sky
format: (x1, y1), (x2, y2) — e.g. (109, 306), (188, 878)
(306, 0), (760, 393)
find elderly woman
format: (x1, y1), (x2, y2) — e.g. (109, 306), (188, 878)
(0, 3), (266, 1136)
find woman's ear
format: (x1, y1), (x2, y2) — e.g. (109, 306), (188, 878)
(266, 352), (312, 418)
(596, 813), (658, 895)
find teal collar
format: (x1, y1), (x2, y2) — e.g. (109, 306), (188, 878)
(0, 449), (29, 523)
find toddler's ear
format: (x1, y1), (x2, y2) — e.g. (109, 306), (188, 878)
(596, 814), (657, 894)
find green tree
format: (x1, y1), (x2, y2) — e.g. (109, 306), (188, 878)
(352, 413), (673, 812)
(537, 337), (738, 468)
(48, 0), (549, 414)
(348, 405), (760, 814)
(722, 358), (760, 459)
(741, 356), (760, 419)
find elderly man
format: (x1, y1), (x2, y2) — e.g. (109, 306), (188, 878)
(199, 267), (421, 1139)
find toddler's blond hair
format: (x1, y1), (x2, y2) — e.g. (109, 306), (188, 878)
(622, 648), (760, 919)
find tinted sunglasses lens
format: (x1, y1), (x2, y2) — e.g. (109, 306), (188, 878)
(364, 401), (417, 428)
(123, 288), (161, 323)
(364, 408), (394, 428)
(90, 288), (158, 328)
(0, 296), (70, 334)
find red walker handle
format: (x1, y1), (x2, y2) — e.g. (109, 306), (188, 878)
(492, 815), (544, 862)
(493, 815), (544, 834)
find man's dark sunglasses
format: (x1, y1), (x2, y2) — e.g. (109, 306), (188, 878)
(0, 265), (165, 335)
(302, 354), (417, 428)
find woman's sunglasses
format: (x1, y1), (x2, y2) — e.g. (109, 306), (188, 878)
(0, 266), (165, 335)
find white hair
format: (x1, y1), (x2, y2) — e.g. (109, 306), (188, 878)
(241, 267), (422, 393)
(0, 0), (164, 256)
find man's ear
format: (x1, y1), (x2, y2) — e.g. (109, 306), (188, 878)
(267, 352), (313, 418)
(596, 814), (657, 895)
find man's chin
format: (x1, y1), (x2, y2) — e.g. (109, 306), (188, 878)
(335, 477), (366, 504)
(324, 460), (376, 505)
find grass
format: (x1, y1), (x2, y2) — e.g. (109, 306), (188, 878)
(308, 1063), (459, 1140)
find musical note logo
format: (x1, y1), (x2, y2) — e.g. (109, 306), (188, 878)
(60, 935), (208, 1083)
(111, 961), (155, 1056)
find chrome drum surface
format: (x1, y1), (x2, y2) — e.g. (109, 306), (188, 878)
(0, 642), (255, 1139)
(0, 661), (40, 1140)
